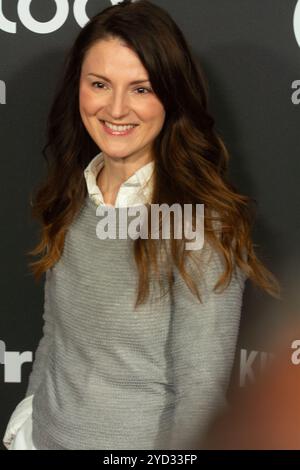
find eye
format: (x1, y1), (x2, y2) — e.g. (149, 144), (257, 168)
(135, 87), (152, 95)
(91, 82), (152, 95)
(92, 81), (105, 89)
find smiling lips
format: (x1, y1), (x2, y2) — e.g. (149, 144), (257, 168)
(101, 120), (138, 136)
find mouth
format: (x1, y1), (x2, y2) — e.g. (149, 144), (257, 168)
(100, 120), (139, 136)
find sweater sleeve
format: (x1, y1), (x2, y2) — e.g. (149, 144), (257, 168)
(25, 269), (54, 398)
(167, 243), (247, 449)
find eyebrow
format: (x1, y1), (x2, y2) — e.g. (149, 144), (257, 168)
(87, 73), (150, 85)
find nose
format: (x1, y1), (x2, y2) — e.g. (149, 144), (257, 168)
(107, 89), (130, 119)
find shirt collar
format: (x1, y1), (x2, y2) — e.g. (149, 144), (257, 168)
(83, 151), (154, 208)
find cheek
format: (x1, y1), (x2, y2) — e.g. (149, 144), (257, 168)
(143, 99), (165, 125)
(147, 108), (165, 129)
(79, 86), (98, 114)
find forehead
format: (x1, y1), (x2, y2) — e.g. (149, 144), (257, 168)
(82, 38), (148, 76)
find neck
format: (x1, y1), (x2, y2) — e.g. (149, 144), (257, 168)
(97, 151), (153, 194)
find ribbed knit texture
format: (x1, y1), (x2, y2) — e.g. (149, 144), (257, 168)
(25, 195), (247, 449)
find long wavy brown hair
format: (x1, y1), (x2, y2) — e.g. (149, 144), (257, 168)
(27, 0), (281, 308)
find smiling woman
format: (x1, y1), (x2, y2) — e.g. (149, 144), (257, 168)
(3, 0), (280, 451)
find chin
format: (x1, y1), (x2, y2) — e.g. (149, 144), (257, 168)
(102, 146), (140, 158)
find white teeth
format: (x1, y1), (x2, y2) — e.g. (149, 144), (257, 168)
(104, 121), (136, 131)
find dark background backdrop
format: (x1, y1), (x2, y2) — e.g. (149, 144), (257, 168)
(1, 0), (299, 449)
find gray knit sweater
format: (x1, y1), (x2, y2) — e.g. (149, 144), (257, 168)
(25, 195), (247, 449)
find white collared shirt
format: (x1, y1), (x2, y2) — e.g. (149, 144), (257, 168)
(84, 151), (154, 207)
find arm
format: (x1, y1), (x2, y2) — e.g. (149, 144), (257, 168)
(3, 269), (54, 449)
(25, 268), (54, 397)
(167, 243), (247, 449)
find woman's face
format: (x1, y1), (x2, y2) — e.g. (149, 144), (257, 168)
(79, 37), (166, 162)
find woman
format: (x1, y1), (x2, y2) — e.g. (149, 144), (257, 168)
(3, 0), (280, 450)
